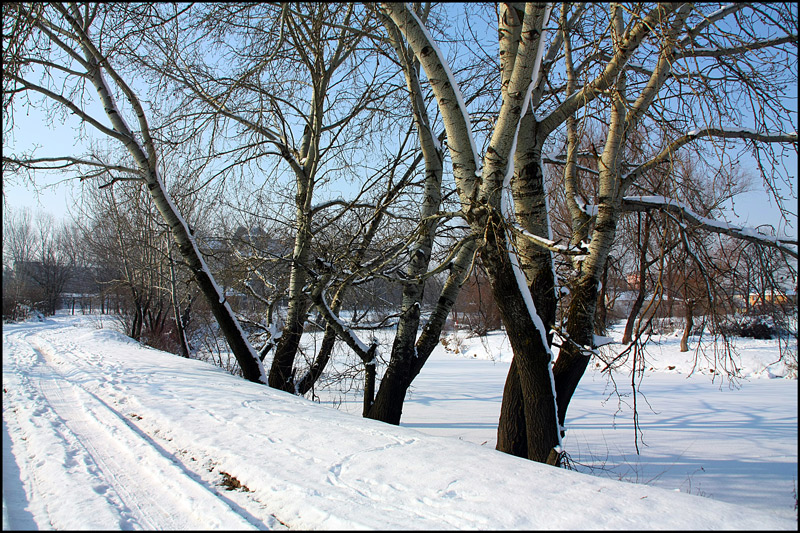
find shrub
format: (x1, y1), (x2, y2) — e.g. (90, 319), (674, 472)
(723, 316), (777, 339)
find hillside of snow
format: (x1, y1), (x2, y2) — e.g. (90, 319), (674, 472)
(3, 313), (797, 529)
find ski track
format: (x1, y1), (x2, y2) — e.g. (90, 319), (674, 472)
(3, 326), (272, 531)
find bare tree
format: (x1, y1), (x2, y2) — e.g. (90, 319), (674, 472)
(125, 3), (484, 419)
(383, 2), (797, 464)
(2, 208), (76, 317)
(2, 207), (37, 319)
(3, 2), (267, 381)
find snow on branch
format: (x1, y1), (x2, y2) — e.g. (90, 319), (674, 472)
(510, 224), (587, 256)
(620, 195), (798, 259)
(310, 280), (375, 362)
(678, 4), (743, 48)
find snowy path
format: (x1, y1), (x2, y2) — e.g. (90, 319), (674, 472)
(3, 325), (268, 530)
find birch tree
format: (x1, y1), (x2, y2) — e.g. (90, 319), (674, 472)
(383, 2), (797, 463)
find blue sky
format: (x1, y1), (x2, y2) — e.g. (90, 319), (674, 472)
(3, 3), (797, 240)
(4, 92), (796, 240)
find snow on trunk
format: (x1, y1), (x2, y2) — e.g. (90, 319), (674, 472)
(498, 3), (563, 449)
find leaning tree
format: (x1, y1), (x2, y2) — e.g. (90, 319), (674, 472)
(3, 2), (268, 382)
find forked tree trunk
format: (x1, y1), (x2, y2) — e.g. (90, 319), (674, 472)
(366, 240), (476, 424)
(362, 10), (455, 425)
(552, 3), (630, 427)
(381, 1), (669, 464)
(480, 228), (560, 464)
(496, 134), (558, 460)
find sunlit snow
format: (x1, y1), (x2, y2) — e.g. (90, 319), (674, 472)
(3, 312), (797, 530)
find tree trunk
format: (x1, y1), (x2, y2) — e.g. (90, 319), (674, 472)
(622, 214), (651, 344)
(268, 227), (312, 391)
(168, 244), (190, 358)
(495, 115), (557, 459)
(553, 276), (598, 426)
(552, 201), (623, 428)
(480, 234), (560, 463)
(622, 290), (645, 345)
(553, 11), (628, 428)
(680, 298), (694, 352)
(362, 359), (376, 418)
(366, 240), (475, 424)
(362, 13), (452, 425)
(365, 303), (421, 424)
(496, 359), (528, 457)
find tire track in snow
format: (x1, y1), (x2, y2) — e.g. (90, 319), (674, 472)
(5, 329), (260, 530)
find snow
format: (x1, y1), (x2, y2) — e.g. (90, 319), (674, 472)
(706, 4), (738, 21)
(593, 334), (616, 348)
(575, 197), (599, 217)
(320, 292), (370, 355)
(3, 313), (797, 530)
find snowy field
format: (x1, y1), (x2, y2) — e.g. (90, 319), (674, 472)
(2, 312), (797, 530)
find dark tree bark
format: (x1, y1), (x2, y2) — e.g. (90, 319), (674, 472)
(680, 298), (694, 352)
(622, 214), (652, 344)
(496, 139), (558, 460)
(553, 276), (599, 427)
(366, 240), (476, 424)
(480, 229), (560, 464)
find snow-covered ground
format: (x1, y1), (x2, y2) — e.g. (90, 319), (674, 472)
(3, 312), (797, 530)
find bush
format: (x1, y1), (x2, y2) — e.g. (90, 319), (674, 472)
(723, 316), (778, 340)
(3, 301), (34, 322)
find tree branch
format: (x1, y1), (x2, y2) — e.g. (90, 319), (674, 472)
(621, 195), (798, 259)
(623, 128), (798, 187)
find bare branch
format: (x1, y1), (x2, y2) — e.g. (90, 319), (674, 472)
(621, 195), (798, 258)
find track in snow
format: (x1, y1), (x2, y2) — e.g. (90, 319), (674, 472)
(2, 327), (270, 530)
